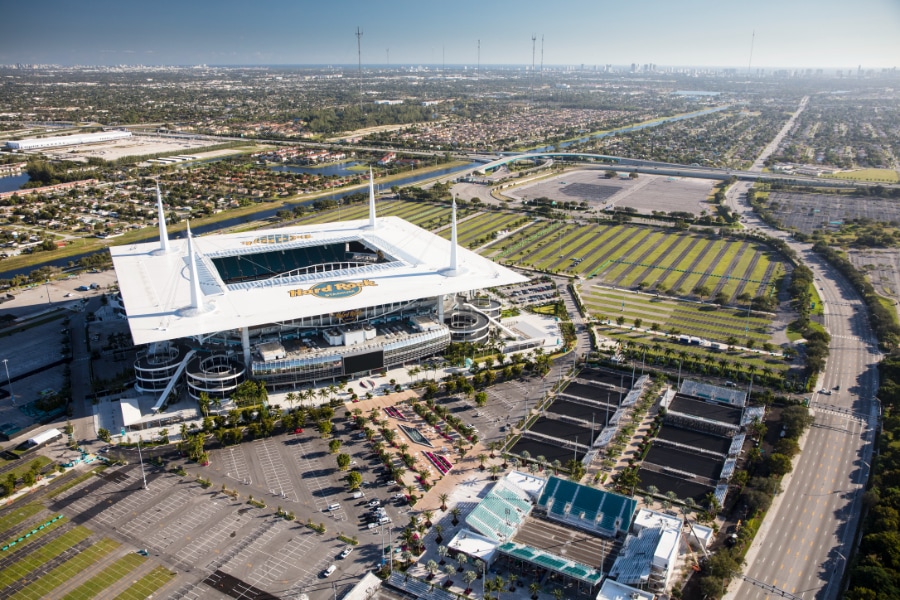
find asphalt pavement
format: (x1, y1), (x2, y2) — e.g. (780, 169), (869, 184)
(725, 95), (880, 599)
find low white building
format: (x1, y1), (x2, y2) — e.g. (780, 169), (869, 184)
(6, 130), (132, 150)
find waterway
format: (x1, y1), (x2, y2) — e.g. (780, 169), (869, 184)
(528, 105), (730, 153)
(270, 161), (365, 177)
(0, 161), (477, 279)
(0, 173), (30, 193)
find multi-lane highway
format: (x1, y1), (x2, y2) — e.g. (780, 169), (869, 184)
(725, 96), (881, 599)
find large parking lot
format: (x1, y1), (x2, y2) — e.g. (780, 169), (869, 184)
(509, 170), (716, 215)
(767, 191), (900, 234)
(14, 419), (419, 600)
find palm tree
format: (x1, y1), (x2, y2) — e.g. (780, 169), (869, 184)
(285, 391), (296, 410)
(438, 492), (449, 511)
(426, 559), (439, 580)
(423, 509), (434, 527)
(437, 544), (449, 565)
(450, 507), (461, 526)
(535, 455), (546, 472)
(508, 574), (518, 591)
(400, 549), (413, 566)
(509, 457), (520, 471)
(443, 563), (455, 585)
(489, 464), (501, 480)
(529, 582), (541, 599)
(463, 570), (478, 594)
(493, 575), (506, 598)
(478, 453), (488, 470)
(551, 459), (561, 475)
(552, 588), (564, 600)
(528, 462), (538, 475)
(488, 441), (500, 458)
(434, 523), (444, 544)
(456, 552), (468, 572)
(317, 388), (329, 405)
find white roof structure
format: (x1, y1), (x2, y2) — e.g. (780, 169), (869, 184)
(503, 470), (546, 500)
(111, 214), (527, 345)
(447, 529), (499, 562)
(27, 428), (63, 446)
(632, 508), (682, 534)
(6, 130), (132, 150)
(596, 579), (655, 600)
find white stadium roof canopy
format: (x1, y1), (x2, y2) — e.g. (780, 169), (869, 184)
(111, 215), (527, 345)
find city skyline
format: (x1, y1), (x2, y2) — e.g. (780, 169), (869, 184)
(1, 0), (898, 70)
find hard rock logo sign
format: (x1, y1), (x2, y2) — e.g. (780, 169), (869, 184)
(288, 279), (377, 299)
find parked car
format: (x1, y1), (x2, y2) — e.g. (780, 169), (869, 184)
(322, 565), (336, 577)
(340, 547), (353, 559)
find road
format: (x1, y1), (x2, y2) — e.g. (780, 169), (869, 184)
(725, 96), (880, 600)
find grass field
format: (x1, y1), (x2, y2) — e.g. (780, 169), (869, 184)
(112, 565), (175, 600)
(1, 456), (53, 484)
(496, 222), (782, 305)
(46, 467), (105, 499)
(0, 504), (45, 539)
(0, 525), (91, 588)
(581, 285), (774, 345)
(10, 537), (120, 600)
(823, 168), (900, 183)
(437, 212), (529, 248)
(1, 514), (66, 555)
(61, 552), (146, 600)
(595, 325), (790, 377)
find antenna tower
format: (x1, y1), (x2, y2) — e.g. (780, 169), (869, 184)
(540, 35), (544, 80)
(531, 34), (537, 104)
(748, 30), (755, 76)
(355, 27), (363, 109)
(476, 39), (480, 95)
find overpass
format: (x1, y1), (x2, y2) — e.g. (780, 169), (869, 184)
(475, 151), (897, 190)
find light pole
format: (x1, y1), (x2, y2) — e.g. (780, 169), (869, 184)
(136, 434), (148, 490)
(2, 358), (14, 406)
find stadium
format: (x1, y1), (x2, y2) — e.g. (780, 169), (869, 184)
(111, 174), (527, 409)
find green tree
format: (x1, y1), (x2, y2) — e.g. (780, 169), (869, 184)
(336, 453), (351, 470)
(345, 470), (362, 490)
(767, 453), (793, 476)
(329, 438), (342, 454)
(97, 428), (111, 443)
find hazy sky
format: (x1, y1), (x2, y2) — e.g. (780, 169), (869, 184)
(2, 0), (898, 69)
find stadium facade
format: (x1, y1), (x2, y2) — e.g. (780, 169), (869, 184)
(111, 174), (527, 409)
(5, 130), (132, 150)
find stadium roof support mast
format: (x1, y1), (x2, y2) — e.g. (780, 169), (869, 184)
(365, 168), (377, 229)
(179, 221), (211, 316)
(151, 184), (171, 256)
(441, 196), (462, 277)
(356, 27), (364, 110)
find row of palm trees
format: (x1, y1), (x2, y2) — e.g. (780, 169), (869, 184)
(616, 340), (802, 389)
(282, 380), (350, 410)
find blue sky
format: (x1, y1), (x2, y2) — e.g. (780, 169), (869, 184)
(2, 0), (898, 69)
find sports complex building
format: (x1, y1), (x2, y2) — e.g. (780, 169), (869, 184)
(445, 472), (696, 598)
(111, 175), (527, 409)
(5, 130), (132, 151)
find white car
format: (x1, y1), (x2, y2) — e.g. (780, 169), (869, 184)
(323, 564), (336, 577)
(340, 547), (353, 559)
